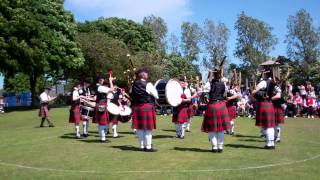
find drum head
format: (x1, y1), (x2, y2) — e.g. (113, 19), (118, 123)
(119, 105), (132, 116)
(107, 102), (120, 115)
(165, 79), (183, 107)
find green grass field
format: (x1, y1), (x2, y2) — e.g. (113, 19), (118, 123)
(0, 107), (320, 180)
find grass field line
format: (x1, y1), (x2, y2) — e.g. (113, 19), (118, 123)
(1, 153), (320, 174)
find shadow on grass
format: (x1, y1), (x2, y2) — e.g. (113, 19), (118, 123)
(225, 144), (264, 149)
(153, 135), (175, 139)
(118, 131), (135, 135)
(234, 134), (261, 139)
(238, 139), (265, 142)
(111, 145), (143, 152)
(173, 147), (211, 152)
(80, 139), (110, 143)
(161, 129), (176, 132)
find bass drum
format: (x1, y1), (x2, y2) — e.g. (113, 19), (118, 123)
(155, 79), (168, 106)
(165, 79), (183, 107)
(119, 105), (132, 123)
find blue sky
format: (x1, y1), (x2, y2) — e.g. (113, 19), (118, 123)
(0, 0), (319, 89)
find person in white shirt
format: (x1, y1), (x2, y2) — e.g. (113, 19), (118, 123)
(131, 68), (159, 152)
(39, 87), (55, 127)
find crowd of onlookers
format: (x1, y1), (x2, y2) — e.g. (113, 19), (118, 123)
(238, 81), (320, 119)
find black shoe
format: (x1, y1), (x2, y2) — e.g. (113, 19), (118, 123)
(260, 134), (266, 138)
(145, 148), (157, 152)
(40, 125), (44, 128)
(100, 140), (106, 143)
(49, 124), (55, 127)
(264, 145), (275, 150)
(275, 139), (281, 143)
(83, 134), (89, 138)
(175, 135), (181, 138)
(217, 149), (223, 153)
(212, 149), (218, 153)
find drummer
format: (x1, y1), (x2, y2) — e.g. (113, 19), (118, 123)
(94, 76), (114, 143)
(69, 82), (85, 139)
(131, 68), (158, 152)
(80, 80), (95, 137)
(107, 86), (121, 138)
(172, 76), (192, 139)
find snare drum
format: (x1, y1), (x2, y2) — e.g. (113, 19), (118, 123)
(80, 106), (95, 120)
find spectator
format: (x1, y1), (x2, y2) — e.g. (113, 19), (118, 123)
(316, 95), (320, 118)
(0, 96), (4, 113)
(293, 92), (303, 117)
(306, 94), (315, 119)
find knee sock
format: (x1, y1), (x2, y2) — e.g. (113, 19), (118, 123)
(112, 124), (118, 137)
(75, 124), (80, 137)
(136, 130), (145, 149)
(230, 120), (235, 133)
(83, 121), (88, 135)
(266, 128), (275, 146)
(209, 132), (218, 149)
(145, 130), (152, 149)
(275, 125), (281, 140)
(99, 125), (106, 141)
(217, 132), (224, 149)
(181, 123), (186, 137)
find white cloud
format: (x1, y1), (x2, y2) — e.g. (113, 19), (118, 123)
(65, 0), (192, 32)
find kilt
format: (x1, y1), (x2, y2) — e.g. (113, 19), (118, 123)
(38, 103), (49, 118)
(172, 105), (189, 124)
(201, 101), (231, 132)
(255, 101), (275, 128)
(227, 105), (237, 120)
(69, 105), (81, 124)
(274, 105), (284, 124)
(188, 104), (194, 118)
(94, 102), (109, 125)
(109, 114), (119, 125)
(132, 103), (156, 130)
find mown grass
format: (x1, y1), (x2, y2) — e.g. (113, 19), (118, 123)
(0, 107), (319, 180)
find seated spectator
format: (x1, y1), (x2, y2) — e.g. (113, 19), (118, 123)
(306, 94), (315, 119)
(316, 95), (320, 118)
(293, 92), (303, 117)
(286, 93), (296, 118)
(0, 96), (4, 113)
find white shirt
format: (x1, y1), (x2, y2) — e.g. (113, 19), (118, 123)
(39, 92), (49, 103)
(97, 86), (110, 94)
(184, 88), (192, 98)
(146, 82), (159, 99)
(72, 89), (80, 101)
(257, 80), (267, 89)
(203, 82), (211, 92)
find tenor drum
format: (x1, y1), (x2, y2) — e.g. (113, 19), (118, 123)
(107, 102), (120, 115)
(80, 106), (95, 120)
(119, 105), (132, 123)
(165, 79), (183, 107)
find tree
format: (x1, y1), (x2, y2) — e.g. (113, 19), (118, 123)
(168, 33), (180, 54)
(286, 9), (320, 81)
(164, 53), (200, 79)
(234, 12), (277, 77)
(181, 22), (202, 62)
(143, 15), (168, 54)
(76, 32), (130, 84)
(202, 19), (230, 68)
(0, 0), (84, 106)
(78, 17), (156, 53)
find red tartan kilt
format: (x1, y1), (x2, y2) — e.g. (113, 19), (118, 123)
(188, 104), (194, 118)
(38, 104), (49, 118)
(109, 114), (119, 125)
(69, 105), (81, 124)
(172, 105), (189, 124)
(256, 101), (276, 128)
(201, 101), (231, 132)
(227, 105), (237, 120)
(274, 106), (284, 124)
(132, 103), (156, 130)
(94, 102), (109, 125)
